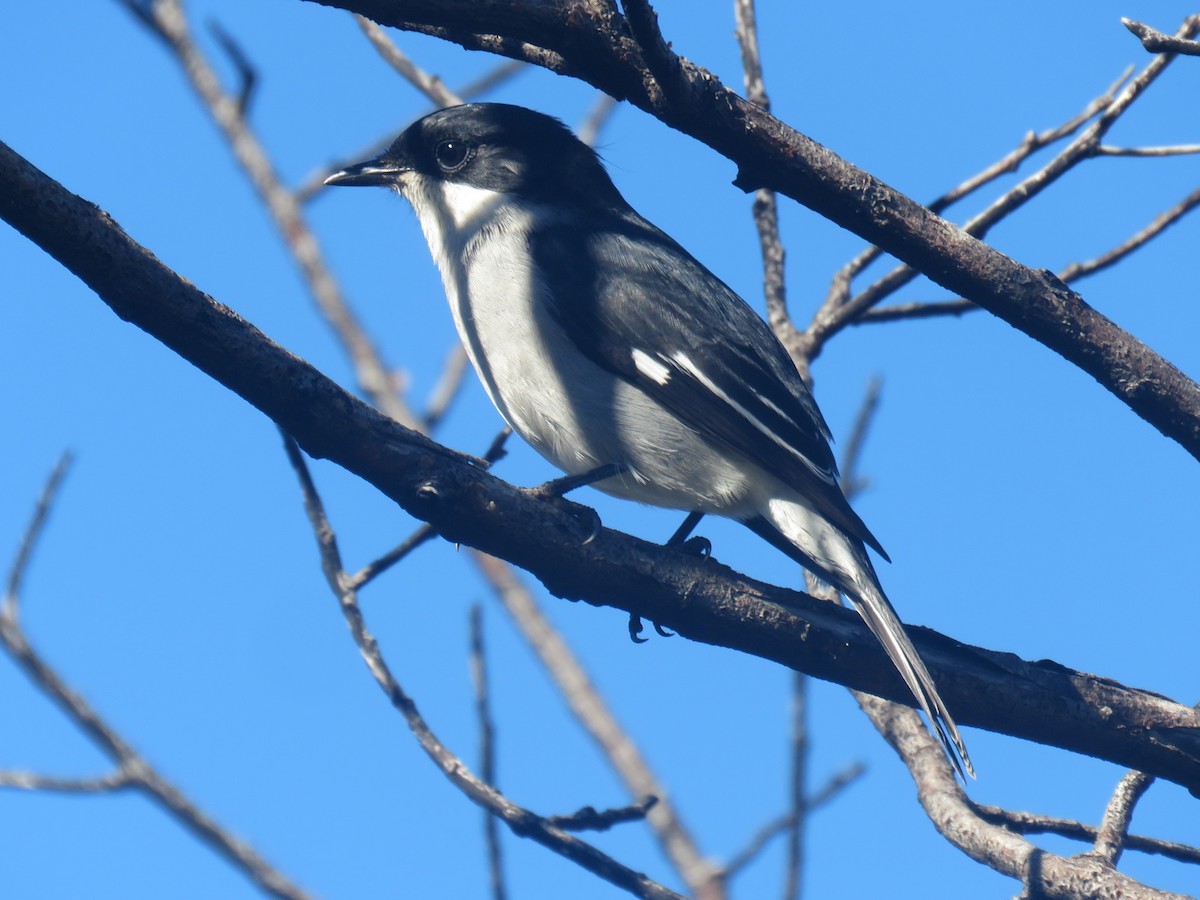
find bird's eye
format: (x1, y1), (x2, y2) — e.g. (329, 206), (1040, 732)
(434, 140), (473, 172)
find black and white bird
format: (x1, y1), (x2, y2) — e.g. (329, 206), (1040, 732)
(325, 103), (972, 778)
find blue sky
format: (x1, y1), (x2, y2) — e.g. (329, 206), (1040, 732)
(3, 1), (1199, 898)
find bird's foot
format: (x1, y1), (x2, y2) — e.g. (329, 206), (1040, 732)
(628, 612), (674, 644)
(527, 464), (627, 546)
(666, 511), (712, 560)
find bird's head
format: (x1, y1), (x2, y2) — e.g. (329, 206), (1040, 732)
(324, 103), (625, 212)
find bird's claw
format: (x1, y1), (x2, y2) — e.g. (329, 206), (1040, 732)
(677, 535), (712, 559)
(628, 612), (673, 643)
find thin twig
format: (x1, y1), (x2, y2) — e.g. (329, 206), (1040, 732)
(1095, 144), (1200, 157)
(347, 523), (437, 591)
(859, 182), (1200, 325)
(734, 0), (805, 377)
(1123, 17), (1200, 56)
(356, 16), (459, 106)
(806, 27), (1196, 357)
(782, 671), (806, 900)
(1089, 770), (1156, 868)
(1059, 185), (1200, 282)
(457, 59), (527, 100)
(207, 19), (257, 117)
(578, 93), (619, 149)
(423, 344), (471, 432)
(1, 455), (311, 900)
(736, 7), (808, 886)
(973, 804), (1200, 866)
(810, 65), (1132, 347)
(3, 452), (72, 621)
(721, 761), (865, 881)
(546, 797), (659, 832)
(467, 551), (718, 895)
(839, 377), (881, 499)
(856, 299), (976, 325)
(121, 0), (416, 427)
(279, 432), (684, 900)
(0, 769), (135, 792)
(856, 693), (1192, 899)
(470, 605), (507, 900)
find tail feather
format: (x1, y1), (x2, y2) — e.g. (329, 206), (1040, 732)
(744, 512), (974, 779)
(846, 576), (974, 780)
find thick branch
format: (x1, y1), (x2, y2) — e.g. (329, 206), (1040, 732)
(308, 0), (1200, 462)
(2, 144), (1199, 791)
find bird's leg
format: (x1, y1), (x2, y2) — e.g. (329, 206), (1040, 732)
(666, 510), (711, 559)
(628, 511), (710, 642)
(530, 462), (628, 498)
(529, 463), (628, 546)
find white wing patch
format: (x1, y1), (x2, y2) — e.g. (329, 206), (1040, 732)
(671, 352), (835, 483)
(632, 348), (672, 385)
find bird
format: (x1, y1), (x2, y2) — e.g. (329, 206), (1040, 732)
(324, 102), (973, 779)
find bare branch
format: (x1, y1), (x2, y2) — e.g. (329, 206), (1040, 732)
(807, 35), (1193, 354)
(973, 805), (1200, 866)
(1059, 186), (1200, 282)
(577, 93), (619, 149)
(839, 377), (881, 499)
(0, 768), (134, 793)
(720, 760), (865, 883)
(207, 19), (258, 117)
(347, 523), (437, 591)
(735, 0), (804, 381)
(1088, 771), (1156, 868)
(470, 605), (507, 900)
(356, 15), (460, 106)
(812, 64), (1134, 344)
(0, 459), (311, 900)
(858, 695), (1191, 900)
(860, 180), (1200, 326)
(278, 433), (684, 900)
(423, 344), (471, 432)
(457, 58), (527, 100)
(3, 452), (72, 621)
(122, 0), (417, 427)
(545, 797), (659, 832)
(1124, 17), (1200, 56)
(782, 671), (806, 900)
(1095, 144), (1200, 157)
(467, 551), (720, 894)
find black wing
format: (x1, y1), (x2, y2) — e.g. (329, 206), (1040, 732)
(528, 209), (887, 559)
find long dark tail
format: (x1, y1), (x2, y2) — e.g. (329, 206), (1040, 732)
(744, 515), (974, 780)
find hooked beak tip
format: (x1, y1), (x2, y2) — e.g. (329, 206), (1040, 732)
(323, 158), (406, 188)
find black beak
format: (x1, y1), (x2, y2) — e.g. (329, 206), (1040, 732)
(324, 154), (408, 187)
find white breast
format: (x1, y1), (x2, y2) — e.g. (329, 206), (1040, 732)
(398, 175), (758, 513)
(401, 178), (602, 470)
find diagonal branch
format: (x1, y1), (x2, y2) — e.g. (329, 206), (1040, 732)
(1124, 18), (1200, 56)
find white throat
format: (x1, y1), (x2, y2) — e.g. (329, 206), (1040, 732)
(399, 175), (512, 275)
